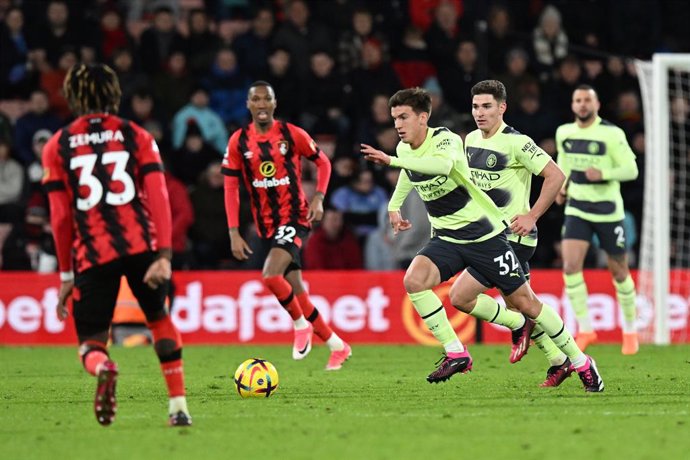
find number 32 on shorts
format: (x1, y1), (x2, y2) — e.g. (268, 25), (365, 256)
(275, 225), (296, 243)
(494, 250), (519, 276)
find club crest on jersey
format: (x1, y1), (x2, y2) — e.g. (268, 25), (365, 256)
(486, 153), (497, 168)
(259, 161), (277, 177)
(588, 142), (600, 154)
(277, 140), (289, 155)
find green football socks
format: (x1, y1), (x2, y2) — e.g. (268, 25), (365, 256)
(409, 290), (464, 352)
(534, 303), (586, 368)
(564, 272), (591, 332)
(531, 325), (568, 366)
(615, 275), (637, 333)
(470, 294), (525, 330)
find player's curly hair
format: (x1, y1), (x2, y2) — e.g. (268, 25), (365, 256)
(388, 88), (432, 115)
(63, 63), (122, 115)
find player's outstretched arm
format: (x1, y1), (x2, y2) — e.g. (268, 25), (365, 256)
(360, 143), (392, 165)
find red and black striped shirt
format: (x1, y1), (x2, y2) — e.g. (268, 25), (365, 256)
(222, 121), (321, 238)
(42, 114), (166, 272)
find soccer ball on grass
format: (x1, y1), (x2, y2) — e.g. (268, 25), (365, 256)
(233, 358), (279, 398)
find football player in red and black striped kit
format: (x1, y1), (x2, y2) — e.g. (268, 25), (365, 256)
(223, 81), (352, 370)
(42, 63), (191, 426)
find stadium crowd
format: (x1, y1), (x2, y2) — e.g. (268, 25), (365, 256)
(0, 0), (688, 272)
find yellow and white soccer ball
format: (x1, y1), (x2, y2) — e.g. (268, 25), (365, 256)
(233, 358), (279, 398)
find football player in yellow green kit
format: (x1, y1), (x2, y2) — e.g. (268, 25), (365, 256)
(556, 85), (639, 355)
(361, 87), (603, 391)
(464, 79), (574, 387)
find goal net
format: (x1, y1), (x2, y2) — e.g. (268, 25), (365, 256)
(635, 54), (690, 344)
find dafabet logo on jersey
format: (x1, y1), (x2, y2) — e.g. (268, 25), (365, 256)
(253, 161), (291, 188)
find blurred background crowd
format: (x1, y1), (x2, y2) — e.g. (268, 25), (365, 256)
(0, 0), (689, 273)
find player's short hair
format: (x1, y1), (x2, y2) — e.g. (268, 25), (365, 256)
(575, 84), (599, 98)
(471, 80), (507, 103)
(63, 63), (122, 115)
(388, 88), (432, 115)
(248, 80), (274, 96)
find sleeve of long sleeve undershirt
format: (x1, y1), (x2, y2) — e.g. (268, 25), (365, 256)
(47, 190), (74, 272)
(143, 170), (172, 251)
(224, 175), (240, 228)
(601, 128), (639, 182)
(388, 170), (414, 212)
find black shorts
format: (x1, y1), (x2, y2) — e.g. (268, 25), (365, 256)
(253, 223), (310, 274)
(562, 215), (627, 255)
(418, 232), (527, 295)
(467, 240), (535, 287)
(73, 251), (168, 338)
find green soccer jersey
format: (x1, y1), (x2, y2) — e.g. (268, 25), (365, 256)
(465, 122), (551, 247)
(387, 126), (507, 244)
(556, 117), (638, 222)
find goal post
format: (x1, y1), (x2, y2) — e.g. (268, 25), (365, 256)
(635, 54), (690, 345)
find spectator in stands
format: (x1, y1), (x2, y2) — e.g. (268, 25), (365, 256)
(438, 40), (482, 114)
(391, 25), (436, 89)
(39, 48), (76, 120)
(202, 47), (250, 129)
(13, 89), (61, 166)
(25, 129), (51, 190)
(424, 0), (462, 72)
(486, 4), (523, 76)
(185, 8), (220, 77)
(98, 9), (131, 62)
(425, 77), (466, 133)
(172, 86), (228, 154)
(357, 94), (395, 149)
(110, 47), (149, 106)
(349, 39), (401, 118)
(532, 5), (569, 81)
(120, 89), (161, 127)
(304, 208), (363, 270)
(138, 5), (186, 75)
(0, 139), (24, 269)
(29, 1), (95, 67)
(408, 0), (462, 33)
(152, 51), (193, 121)
(233, 7), (275, 80)
(164, 170), (194, 270)
(544, 55), (583, 122)
(498, 48), (536, 114)
(189, 162), (231, 269)
(337, 7), (390, 76)
(170, 120), (220, 186)
(597, 56), (638, 117)
(331, 168), (388, 241)
(510, 93), (557, 144)
(364, 205), (396, 270)
(300, 51), (350, 142)
(262, 47), (301, 122)
(0, 7), (32, 98)
(614, 90), (643, 137)
(272, 0), (333, 80)
(327, 156), (357, 199)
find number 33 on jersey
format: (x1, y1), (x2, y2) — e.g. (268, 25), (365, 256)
(42, 116), (165, 271)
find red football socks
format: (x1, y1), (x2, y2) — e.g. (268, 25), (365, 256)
(297, 292), (334, 341)
(148, 316), (186, 397)
(264, 275), (304, 320)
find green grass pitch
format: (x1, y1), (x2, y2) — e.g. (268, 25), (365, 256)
(2, 344), (689, 460)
